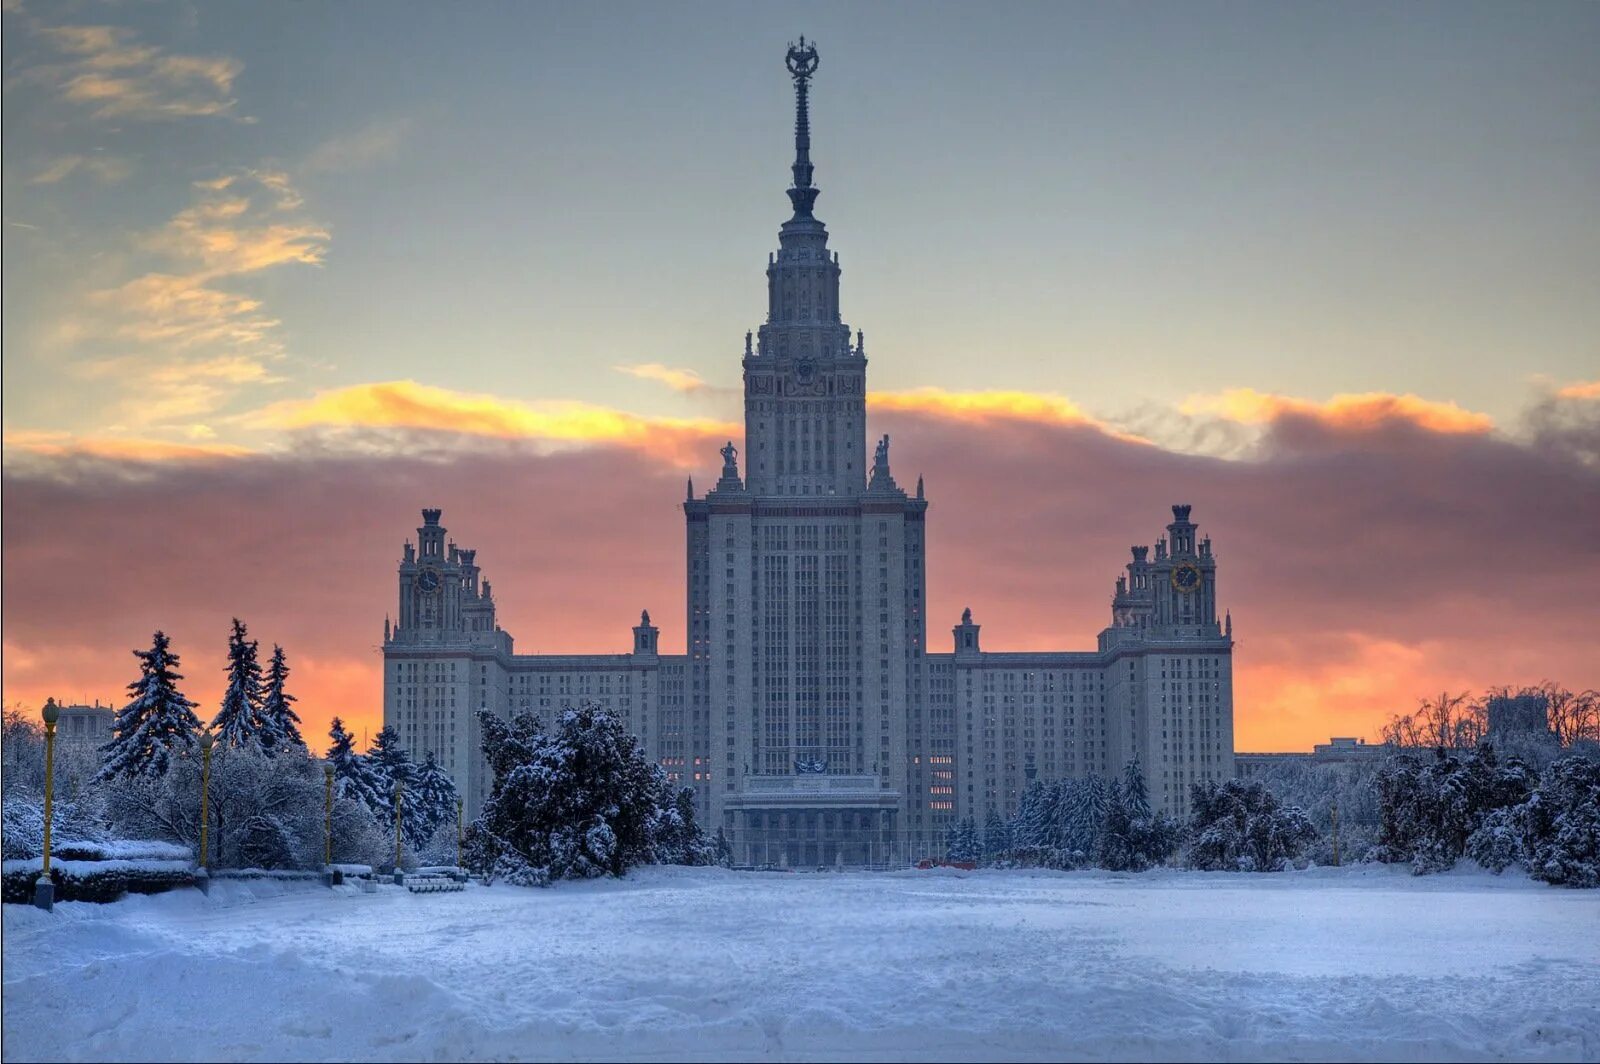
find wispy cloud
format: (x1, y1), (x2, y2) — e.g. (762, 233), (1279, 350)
(55, 171), (328, 429)
(615, 363), (712, 394)
(28, 23), (243, 122)
(28, 153), (132, 185)
(1557, 380), (1600, 401)
(303, 117), (413, 174)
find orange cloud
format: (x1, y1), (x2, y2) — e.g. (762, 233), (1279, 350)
(1557, 380), (1600, 400)
(868, 387), (1147, 442)
(1181, 388), (1495, 435)
(246, 380), (735, 466)
(615, 363), (710, 393)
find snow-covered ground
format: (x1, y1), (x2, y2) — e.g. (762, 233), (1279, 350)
(4, 864), (1597, 1062)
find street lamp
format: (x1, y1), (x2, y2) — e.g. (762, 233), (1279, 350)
(323, 763), (335, 869)
(198, 730), (215, 880)
(455, 797), (464, 870)
(393, 780), (405, 883)
(34, 698), (59, 911)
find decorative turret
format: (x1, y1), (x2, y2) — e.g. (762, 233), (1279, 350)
(633, 609), (660, 659)
(954, 606), (981, 660)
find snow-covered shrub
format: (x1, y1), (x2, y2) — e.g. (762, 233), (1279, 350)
(1521, 755), (1600, 888)
(468, 702), (712, 884)
(102, 744), (388, 871)
(2, 860), (195, 904)
(1253, 758), (1383, 865)
(1465, 807), (1524, 873)
(1183, 778), (1318, 872)
(1373, 743), (1536, 874)
(1, 794), (105, 861)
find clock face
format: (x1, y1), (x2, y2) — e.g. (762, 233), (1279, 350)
(796, 359), (815, 382)
(1171, 562), (1202, 594)
(417, 568), (441, 593)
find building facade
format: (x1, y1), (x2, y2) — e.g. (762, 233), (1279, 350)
(383, 41), (1235, 865)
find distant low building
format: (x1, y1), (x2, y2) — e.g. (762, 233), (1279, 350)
(1486, 691), (1555, 740)
(52, 699), (115, 749)
(1236, 737), (1397, 779)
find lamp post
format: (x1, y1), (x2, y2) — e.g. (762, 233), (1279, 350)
(456, 797), (464, 870)
(198, 730), (215, 886)
(393, 780), (405, 883)
(323, 763), (335, 868)
(1331, 800), (1341, 867)
(34, 699), (59, 911)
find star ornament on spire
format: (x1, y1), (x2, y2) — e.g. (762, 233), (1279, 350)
(786, 36), (819, 81)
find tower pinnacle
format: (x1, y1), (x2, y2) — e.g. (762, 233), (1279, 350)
(785, 36), (821, 220)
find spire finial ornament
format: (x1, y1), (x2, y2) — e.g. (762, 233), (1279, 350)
(785, 36), (821, 220)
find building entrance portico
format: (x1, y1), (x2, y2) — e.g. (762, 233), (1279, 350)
(729, 775), (901, 868)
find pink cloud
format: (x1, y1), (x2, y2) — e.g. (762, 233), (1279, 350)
(4, 399), (1596, 754)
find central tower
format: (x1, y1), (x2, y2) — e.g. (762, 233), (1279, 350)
(685, 39), (928, 867)
(742, 36), (867, 498)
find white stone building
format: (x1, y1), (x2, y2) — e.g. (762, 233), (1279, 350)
(383, 40), (1234, 866)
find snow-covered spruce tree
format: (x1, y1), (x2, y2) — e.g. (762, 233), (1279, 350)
(97, 631), (204, 782)
(983, 808), (1012, 861)
(1183, 778), (1318, 872)
(257, 644), (306, 754)
(468, 702), (707, 885)
(1060, 775), (1111, 861)
(1096, 778), (1136, 870)
(1010, 779), (1048, 851)
(1122, 756), (1153, 820)
(366, 724), (413, 821)
(945, 816), (979, 862)
(212, 618), (264, 752)
(1520, 755), (1600, 888)
(406, 751), (460, 850)
(326, 717), (388, 816)
(1097, 757), (1181, 872)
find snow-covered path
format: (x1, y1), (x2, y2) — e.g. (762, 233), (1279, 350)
(4, 865), (1597, 1062)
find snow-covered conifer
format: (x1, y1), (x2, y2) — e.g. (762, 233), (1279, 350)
(212, 618), (264, 751)
(367, 725), (413, 808)
(97, 631), (204, 781)
(406, 750), (459, 848)
(1521, 755), (1600, 888)
(326, 717), (387, 815)
(983, 808), (1011, 860)
(258, 644), (306, 754)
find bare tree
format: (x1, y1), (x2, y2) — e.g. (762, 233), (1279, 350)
(1539, 682), (1600, 746)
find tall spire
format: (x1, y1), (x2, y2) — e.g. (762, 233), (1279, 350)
(785, 36), (821, 220)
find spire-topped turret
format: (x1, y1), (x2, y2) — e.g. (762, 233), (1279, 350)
(740, 38), (863, 498)
(785, 36), (821, 220)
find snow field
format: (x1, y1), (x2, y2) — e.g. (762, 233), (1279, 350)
(3, 864), (1597, 1062)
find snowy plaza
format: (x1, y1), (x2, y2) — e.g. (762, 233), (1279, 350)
(4, 865), (1597, 1063)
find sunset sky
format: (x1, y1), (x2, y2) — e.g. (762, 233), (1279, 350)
(3, 2), (1597, 752)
